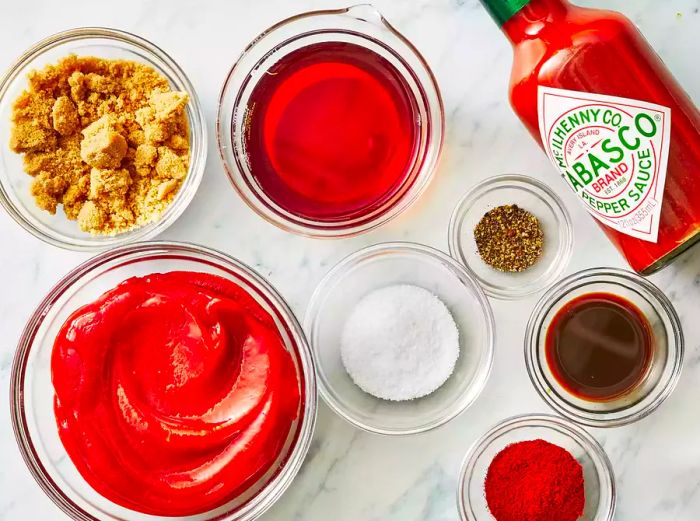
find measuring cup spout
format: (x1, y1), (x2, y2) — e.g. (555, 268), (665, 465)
(345, 4), (386, 28)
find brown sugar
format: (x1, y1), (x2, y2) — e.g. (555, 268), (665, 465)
(80, 115), (128, 169)
(9, 55), (190, 235)
(51, 96), (79, 136)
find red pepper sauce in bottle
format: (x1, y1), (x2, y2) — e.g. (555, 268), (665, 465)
(479, 0), (700, 274)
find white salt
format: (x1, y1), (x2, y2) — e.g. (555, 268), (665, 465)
(340, 284), (459, 401)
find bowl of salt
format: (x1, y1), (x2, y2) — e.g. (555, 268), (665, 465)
(304, 242), (495, 435)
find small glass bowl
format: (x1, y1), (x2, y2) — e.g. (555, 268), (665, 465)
(525, 267), (684, 427)
(304, 242), (494, 435)
(217, 5), (444, 238)
(458, 414), (616, 521)
(10, 241), (316, 521)
(448, 174), (573, 300)
(0, 28), (207, 251)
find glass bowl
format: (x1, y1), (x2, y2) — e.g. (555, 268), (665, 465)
(525, 267), (684, 427)
(448, 174), (573, 300)
(217, 5), (444, 238)
(304, 242), (494, 435)
(0, 28), (207, 250)
(10, 241), (316, 521)
(458, 414), (615, 521)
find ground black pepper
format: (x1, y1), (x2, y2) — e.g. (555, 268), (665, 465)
(474, 204), (544, 272)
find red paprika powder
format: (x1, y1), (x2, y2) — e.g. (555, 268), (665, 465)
(484, 439), (585, 521)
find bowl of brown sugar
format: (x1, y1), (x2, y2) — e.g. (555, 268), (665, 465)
(0, 27), (206, 250)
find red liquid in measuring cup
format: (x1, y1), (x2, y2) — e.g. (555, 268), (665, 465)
(244, 42), (419, 221)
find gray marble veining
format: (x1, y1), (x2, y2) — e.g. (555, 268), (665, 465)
(0, 0), (699, 519)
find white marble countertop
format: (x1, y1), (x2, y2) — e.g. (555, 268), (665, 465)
(1, 0), (699, 519)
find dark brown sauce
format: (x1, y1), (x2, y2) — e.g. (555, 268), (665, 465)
(545, 292), (653, 402)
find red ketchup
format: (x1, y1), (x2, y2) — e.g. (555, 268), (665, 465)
(244, 41), (419, 221)
(480, 0), (700, 274)
(51, 272), (301, 516)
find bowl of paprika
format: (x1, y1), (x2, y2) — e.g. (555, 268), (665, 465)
(458, 414), (615, 521)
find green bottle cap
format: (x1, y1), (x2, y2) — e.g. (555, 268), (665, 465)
(479, 0), (531, 26)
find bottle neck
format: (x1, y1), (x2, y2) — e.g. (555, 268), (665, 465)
(480, 0), (570, 43)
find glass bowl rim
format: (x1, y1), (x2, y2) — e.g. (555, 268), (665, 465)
(448, 173), (574, 300)
(10, 240), (317, 521)
(0, 27), (207, 251)
(216, 4), (445, 238)
(524, 266), (684, 427)
(457, 413), (616, 521)
(303, 240), (495, 435)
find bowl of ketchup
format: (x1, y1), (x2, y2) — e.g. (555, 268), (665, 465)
(525, 267), (683, 427)
(10, 241), (316, 520)
(217, 5), (444, 237)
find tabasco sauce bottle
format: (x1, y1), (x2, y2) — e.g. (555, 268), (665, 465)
(479, 0), (700, 274)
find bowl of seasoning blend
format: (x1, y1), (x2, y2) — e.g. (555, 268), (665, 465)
(305, 242), (494, 435)
(526, 267), (684, 427)
(458, 414), (615, 521)
(217, 5), (444, 237)
(11, 242), (316, 520)
(449, 174), (573, 299)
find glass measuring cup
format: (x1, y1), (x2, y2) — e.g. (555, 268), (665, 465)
(217, 4), (444, 237)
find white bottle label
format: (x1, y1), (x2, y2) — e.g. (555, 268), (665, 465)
(538, 87), (671, 242)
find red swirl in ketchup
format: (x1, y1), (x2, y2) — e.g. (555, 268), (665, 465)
(51, 272), (301, 516)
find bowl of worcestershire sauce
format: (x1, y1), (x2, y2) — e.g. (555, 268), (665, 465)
(217, 5), (443, 237)
(525, 268), (683, 427)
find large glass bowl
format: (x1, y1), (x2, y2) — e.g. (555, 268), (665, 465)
(304, 242), (494, 435)
(0, 28), (207, 250)
(458, 414), (616, 521)
(525, 267), (684, 427)
(217, 5), (444, 238)
(10, 242), (316, 521)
